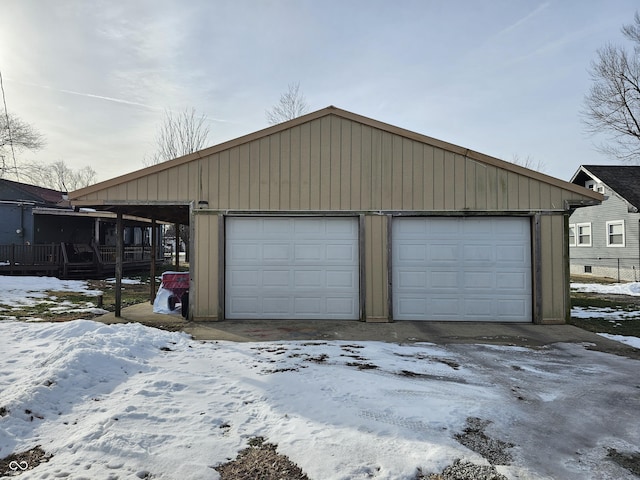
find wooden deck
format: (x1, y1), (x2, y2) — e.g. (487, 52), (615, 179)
(0, 243), (164, 278)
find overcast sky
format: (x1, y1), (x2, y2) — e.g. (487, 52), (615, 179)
(0, 0), (638, 184)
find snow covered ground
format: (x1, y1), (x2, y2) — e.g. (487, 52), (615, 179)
(570, 281), (640, 349)
(0, 277), (639, 479)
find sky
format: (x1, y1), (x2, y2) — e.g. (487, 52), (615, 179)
(0, 1), (638, 184)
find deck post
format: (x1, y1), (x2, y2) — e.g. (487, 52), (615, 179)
(115, 212), (123, 317)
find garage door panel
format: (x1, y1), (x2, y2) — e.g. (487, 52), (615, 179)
(431, 297), (461, 316)
(326, 244), (357, 262)
(262, 244), (291, 261)
(262, 297), (291, 315)
(229, 270), (260, 287)
(393, 217), (531, 322)
(228, 296), (259, 315)
(325, 218), (357, 235)
(464, 219), (491, 234)
(496, 272), (528, 290)
(226, 217), (359, 319)
(430, 271), (458, 289)
(396, 295), (427, 316)
(398, 271), (427, 289)
(496, 299), (528, 317)
(294, 244), (324, 261)
(293, 269), (323, 287)
(294, 297), (323, 315)
(263, 218), (292, 235)
(497, 245), (528, 262)
(464, 271), (495, 289)
(262, 270), (290, 287)
(294, 218), (324, 235)
(429, 244), (458, 261)
(325, 297), (358, 315)
(228, 243), (260, 262)
(326, 270), (357, 289)
(463, 245), (494, 262)
(464, 299), (493, 317)
(397, 244), (427, 262)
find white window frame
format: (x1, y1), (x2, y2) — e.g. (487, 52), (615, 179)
(576, 223), (592, 247)
(568, 224), (576, 247)
(584, 180), (604, 193)
(606, 220), (625, 247)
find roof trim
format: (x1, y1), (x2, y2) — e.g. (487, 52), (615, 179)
(70, 106), (603, 202)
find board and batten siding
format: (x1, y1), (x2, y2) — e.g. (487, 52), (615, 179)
(72, 112), (600, 323)
(85, 116), (577, 212)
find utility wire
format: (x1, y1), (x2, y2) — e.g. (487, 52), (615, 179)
(0, 69), (19, 180)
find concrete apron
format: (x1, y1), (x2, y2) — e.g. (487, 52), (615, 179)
(96, 303), (640, 360)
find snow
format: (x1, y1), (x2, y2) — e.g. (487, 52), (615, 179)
(0, 276), (105, 322)
(106, 278), (145, 285)
(1, 321), (639, 480)
(0, 276), (638, 479)
(571, 281), (640, 296)
(598, 333), (640, 349)
(1, 276), (102, 309)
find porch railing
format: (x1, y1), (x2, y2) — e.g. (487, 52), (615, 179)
(0, 244), (61, 273)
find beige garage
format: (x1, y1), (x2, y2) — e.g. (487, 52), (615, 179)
(69, 106), (602, 324)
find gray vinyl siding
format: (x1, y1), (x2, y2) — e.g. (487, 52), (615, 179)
(569, 190), (640, 280)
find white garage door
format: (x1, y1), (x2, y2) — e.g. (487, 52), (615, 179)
(393, 217), (532, 322)
(225, 217), (359, 319)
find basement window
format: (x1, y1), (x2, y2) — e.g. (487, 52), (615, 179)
(584, 266), (592, 273)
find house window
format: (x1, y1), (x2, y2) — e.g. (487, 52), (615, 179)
(584, 266), (592, 273)
(585, 181), (604, 193)
(577, 223), (591, 246)
(606, 220), (625, 247)
(568, 224), (576, 246)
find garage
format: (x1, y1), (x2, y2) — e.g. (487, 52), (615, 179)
(225, 216), (359, 319)
(69, 106), (603, 324)
(392, 217), (532, 322)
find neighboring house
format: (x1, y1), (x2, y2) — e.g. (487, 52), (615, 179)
(0, 178), (165, 277)
(0, 178), (69, 244)
(569, 165), (640, 282)
(69, 106), (601, 324)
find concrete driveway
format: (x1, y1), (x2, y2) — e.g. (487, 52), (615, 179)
(97, 303), (640, 360)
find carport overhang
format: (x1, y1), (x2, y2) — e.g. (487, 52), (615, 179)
(70, 199), (193, 318)
(71, 199), (191, 225)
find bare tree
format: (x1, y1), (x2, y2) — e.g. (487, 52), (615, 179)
(19, 160), (96, 191)
(266, 82), (309, 125)
(0, 109), (45, 178)
(146, 108), (211, 165)
(510, 154), (546, 172)
(583, 12), (640, 162)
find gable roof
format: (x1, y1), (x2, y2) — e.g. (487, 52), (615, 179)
(70, 106), (603, 204)
(571, 165), (640, 210)
(0, 178), (68, 207)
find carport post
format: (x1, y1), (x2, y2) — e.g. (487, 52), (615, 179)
(115, 212), (123, 317)
(150, 218), (157, 304)
(174, 222), (179, 271)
